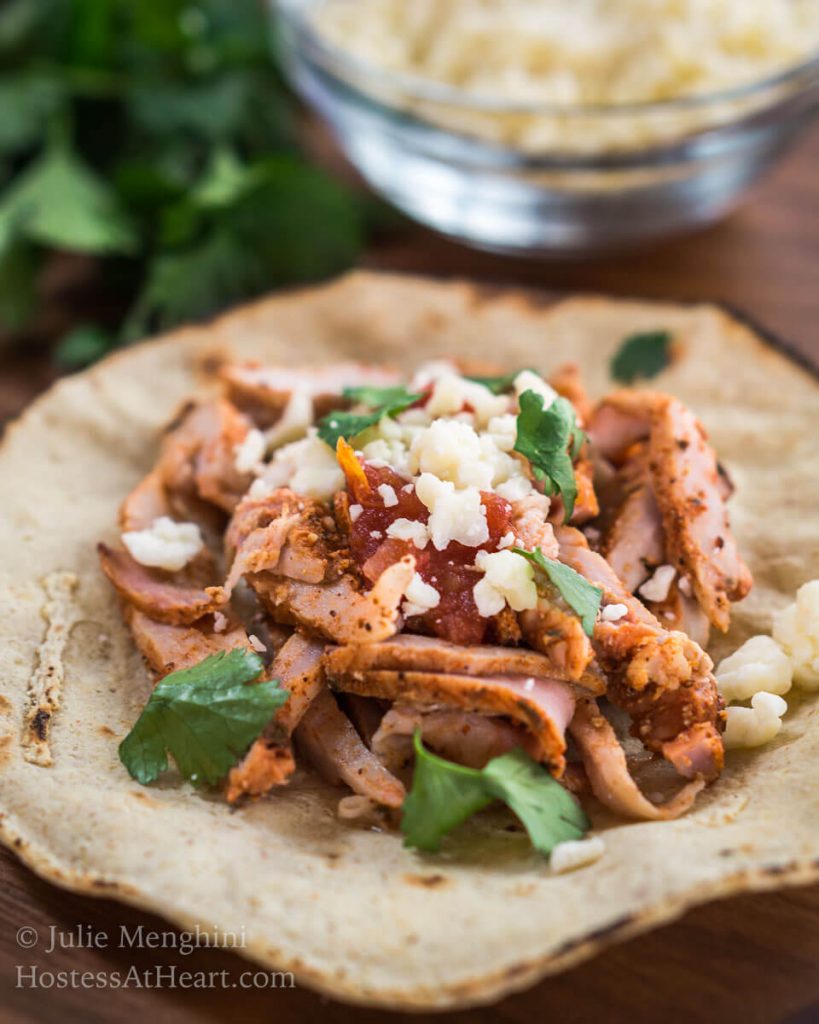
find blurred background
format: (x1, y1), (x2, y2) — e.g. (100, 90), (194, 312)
(0, 0), (817, 425)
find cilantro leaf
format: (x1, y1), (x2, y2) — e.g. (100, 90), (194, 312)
(123, 155), (364, 340)
(0, 72), (65, 157)
(0, 144), (137, 255)
(513, 547), (602, 636)
(119, 649), (288, 787)
(463, 369), (527, 395)
(610, 330), (672, 384)
(318, 386), (422, 448)
(0, 239), (39, 330)
(54, 324), (115, 369)
(513, 390), (586, 521)
(400, 736), (494, 852)
(402, 733), (588, 856)
(482, 748), (589, 854)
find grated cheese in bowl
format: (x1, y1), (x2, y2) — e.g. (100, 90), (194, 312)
(312, 0), (819, 152)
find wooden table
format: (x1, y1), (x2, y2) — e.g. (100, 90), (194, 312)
(2, 123), (818, 1024)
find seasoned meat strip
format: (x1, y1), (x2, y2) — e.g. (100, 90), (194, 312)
(326, 668), (575, 775)
(295, 688), (405, 808)
(372, 706), (540, 774)
(226, 632), (327, 802)
(569, 698), (705, 820)
(323, 633), (583, 683)
(557, 525), (724, 780)
(98, 544), (226, 625)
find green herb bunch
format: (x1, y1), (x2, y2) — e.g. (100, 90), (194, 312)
(0, 0), (370, 366)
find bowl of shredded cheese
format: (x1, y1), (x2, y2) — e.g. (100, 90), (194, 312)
(274, 0), (819, 255)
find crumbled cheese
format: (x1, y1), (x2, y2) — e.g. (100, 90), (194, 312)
(378, 483), (399, 507)
(370, 530), (383, 540)
(361, 436), (413, 478)
(248, 634), (267, 653)
(401, 572), (441, 618)
(415, 474), (489, 550)
(410, 359), (460, 390)
(600, 603), (628, 623)
(551, 836), (606, 874)
(486, 413), (518, 453)
(122, 517), (204, 572)
(409, 418), (493, 489)
(259, 430), (345, 500)
(497, 531), (515, 549)
(523, 677), (536, 692)
(386, 517), (430, 549)
(514, 369), (558, 409)
(473, 549), (538, 617)
(349, 503), (363, 523)
(233, 427), (266, 474)
(772, 580), (819, 690)
(723, 692), (788, 749)
(716, 635), (792, 702)
(316, 0), (819, 153)
(212, 612), (228, 633)
(638, 564), (676, 603)
(495, 475), (534, 502)
(265, 389), (314, 450)
(425, 372), (509, 427)
(678, 575), (693, 597)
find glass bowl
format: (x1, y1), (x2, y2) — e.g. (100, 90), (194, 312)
(273, 0), (819, 257)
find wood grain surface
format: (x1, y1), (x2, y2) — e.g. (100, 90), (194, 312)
(1, 122), (818, 1024)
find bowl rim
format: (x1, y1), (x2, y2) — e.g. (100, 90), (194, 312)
(276, 0), (819, 117)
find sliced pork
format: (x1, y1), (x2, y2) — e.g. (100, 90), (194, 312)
(226, 632), (326, 802)
(253, 556), (416, 644)
(372, 706), (539, 774)
(98, 544), (226, 625)
(295, 688), (405, 808)
(323, 633), (581, 682)
(126, 607), (251, 677)
(648, 396), (752, 631)
(589, 391), (752, 632)
(557, 526), (724, 780)
(220, 362), (401, 429)
(325, 667), (575, 776)
(569, 698), (705, 820)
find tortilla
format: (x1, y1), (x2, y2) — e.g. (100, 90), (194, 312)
(0, 272), (817, 1010)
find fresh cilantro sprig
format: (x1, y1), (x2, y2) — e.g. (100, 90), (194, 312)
(317, 385), (422, 448)
(610, 330), (673, 383)
(401, 733), (588, 856)
(119, 649), (288, 788)
(0, 0), (371, 361)
(514, 546), (602, 636)
(513, 390), (587, 521)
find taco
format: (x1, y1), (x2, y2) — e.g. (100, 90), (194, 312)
(0, 272), (817, 1009)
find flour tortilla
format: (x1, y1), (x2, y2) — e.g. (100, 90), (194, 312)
(0, 272), (817, 1010)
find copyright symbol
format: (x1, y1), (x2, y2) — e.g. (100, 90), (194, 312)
(16, 927), (38, 948)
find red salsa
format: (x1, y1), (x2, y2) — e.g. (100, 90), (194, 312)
(345, 460), (512, 645)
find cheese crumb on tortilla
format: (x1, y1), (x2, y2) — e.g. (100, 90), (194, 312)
(773, 580), (819, 690)
(551, 836), (606, 874)
(723, 692), (788, 749)
(716, 634), (792, 702)
(122, 517), (204, 572)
